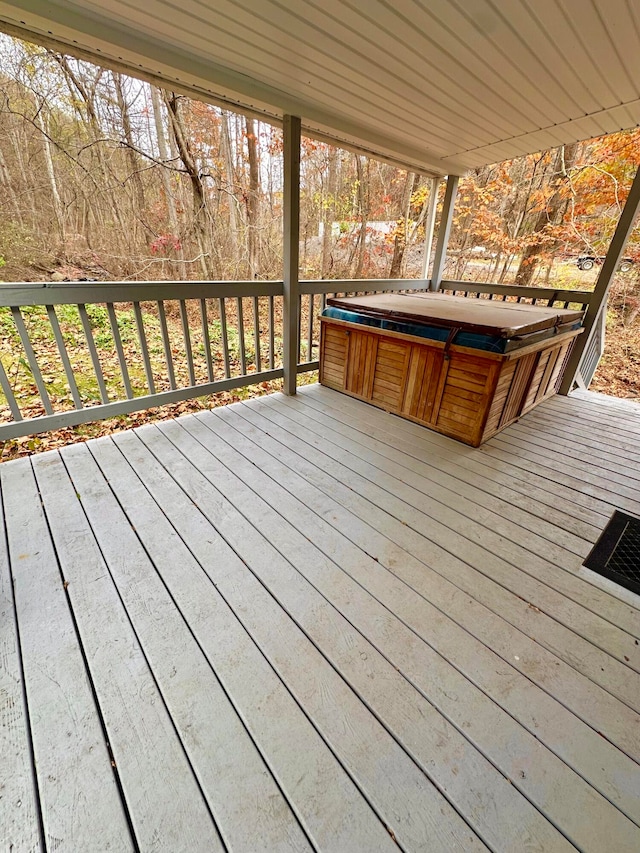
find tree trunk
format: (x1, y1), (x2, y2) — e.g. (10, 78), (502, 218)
(0, 142), (22, 224)
(321, 146), (338, 278)
(244, 116), (260, 279)
(220, 112), (239, 270)
(515, 143), (578, 286)
(34, 108), (65, 246)
(150, 86), (186, 278)
(113, 72), (149, 246)
(354, 155), (368, 278)
(54, 56), (128, 242)
(163, 91), (213, 280)
(389, 171), (417, 278)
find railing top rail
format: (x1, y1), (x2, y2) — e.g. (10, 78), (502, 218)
(0, 280), (284, 306)
(299, 278), (431, 295)
(0, 278), (593, 305)
(439, 280), (595, 304)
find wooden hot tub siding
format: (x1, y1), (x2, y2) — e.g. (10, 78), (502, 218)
(319, 317), (579, 446)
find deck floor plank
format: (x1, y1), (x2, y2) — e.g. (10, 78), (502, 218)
(0, 481), (42, 853)
(502, 412), (640, 484)
(90, 432), (396, 853)
(145, 418), (573, 853)
(59, 441), (312, 853)
(1, 459), (133, 853)
(119, 426), (487, 853)
(282, 391), (640, 672)
(4, 385), (640, 852)
(236, 395), (640, 758)
(216, 401), (640, 822)
(308, 400), (596, 561)
(518, 402), (640, 464)
(313, 387), (605, 545)
(546, 394), (640, 439)
(306, 383), (639, 626)
(194, 404), (640, 839)
(487, 434), (640, 515)
(136, 422), (494, 849)
(309, 383), (610, 531)
(294, 392), (606, 596)
(31, 451), (224, 852)
(521, 395), (640, 448)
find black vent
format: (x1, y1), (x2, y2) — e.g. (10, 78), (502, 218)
(583, 511), (640, 596)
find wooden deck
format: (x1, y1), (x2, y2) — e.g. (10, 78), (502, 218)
(2, 384), (639, 852)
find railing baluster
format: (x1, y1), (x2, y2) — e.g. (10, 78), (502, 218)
(0, 357), (22, 421)
(78, 304), (109, 404)
(199, 299), (214, 382)
(219, 298), (231, 379)
(179, 299), (196, 387)
(11, 307), (54, 415)
(106, 303), (133, 400)
(133, 301), (155, 394)
(252, 296), (261, 373)
(269, 295), (275, 370)
(236, 297), (247, 375)
(297, 294), (302, 362)
(46, 305), (83, 409)
(307, 293), (314, 360)
(156, 300), (176, 390)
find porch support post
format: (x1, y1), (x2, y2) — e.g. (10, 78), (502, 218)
(421, 176), (441, 282)
(559, 164), (640, 395)
(429, 174), (459, 291)
(283, 114), (301, 395)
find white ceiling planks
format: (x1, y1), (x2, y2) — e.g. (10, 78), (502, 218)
(0, 0), (638, 175)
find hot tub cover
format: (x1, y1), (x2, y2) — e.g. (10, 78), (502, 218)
(326, 292), (584, 337)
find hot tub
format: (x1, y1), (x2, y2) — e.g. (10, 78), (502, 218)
(319, 292), (584, 446)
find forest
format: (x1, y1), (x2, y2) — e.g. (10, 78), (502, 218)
(0, 34), (639, 455)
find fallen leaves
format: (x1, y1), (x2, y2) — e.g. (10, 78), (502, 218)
(0, 297), (306, 460)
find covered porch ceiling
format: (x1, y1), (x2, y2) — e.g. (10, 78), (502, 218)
(0, 1), (639, 176)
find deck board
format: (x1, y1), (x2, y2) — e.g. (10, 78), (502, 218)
(307, 384), (638, 625)
(0, 478), (42, 853)
(31, 450), (223, 852)
(149, 416), (571, 852)
(2, 385), (640, 852)
(285, 390), (640, 666)
(91, 431), (397, 853)
(241, 393), (640, 755)
(136, 421), (489, 852)
(58, 442), (309, 853)
(1, 459), (132, 852)
(198, 405), (640, 836)
(499, 415), (640, 485)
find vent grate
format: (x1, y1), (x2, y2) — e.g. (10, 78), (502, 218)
(583, 511), (640, 596)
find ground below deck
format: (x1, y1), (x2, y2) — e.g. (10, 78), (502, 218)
(2, 385), (640, 852)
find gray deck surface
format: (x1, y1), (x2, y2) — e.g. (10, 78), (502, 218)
(1, 384), (639, 852)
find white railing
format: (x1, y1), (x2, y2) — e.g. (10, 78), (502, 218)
(439, 280), (594, 310)
(0, 278), (594, 439)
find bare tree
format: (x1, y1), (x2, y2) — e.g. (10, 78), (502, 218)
(515, 144), (578, 285)
(163, 91), (213, 279)
(244, 116), (260, 278)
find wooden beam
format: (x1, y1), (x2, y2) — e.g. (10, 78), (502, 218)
(559, 164), (640, 395)
(430, 175), (459, 291)
(283, 115), (301, 396)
